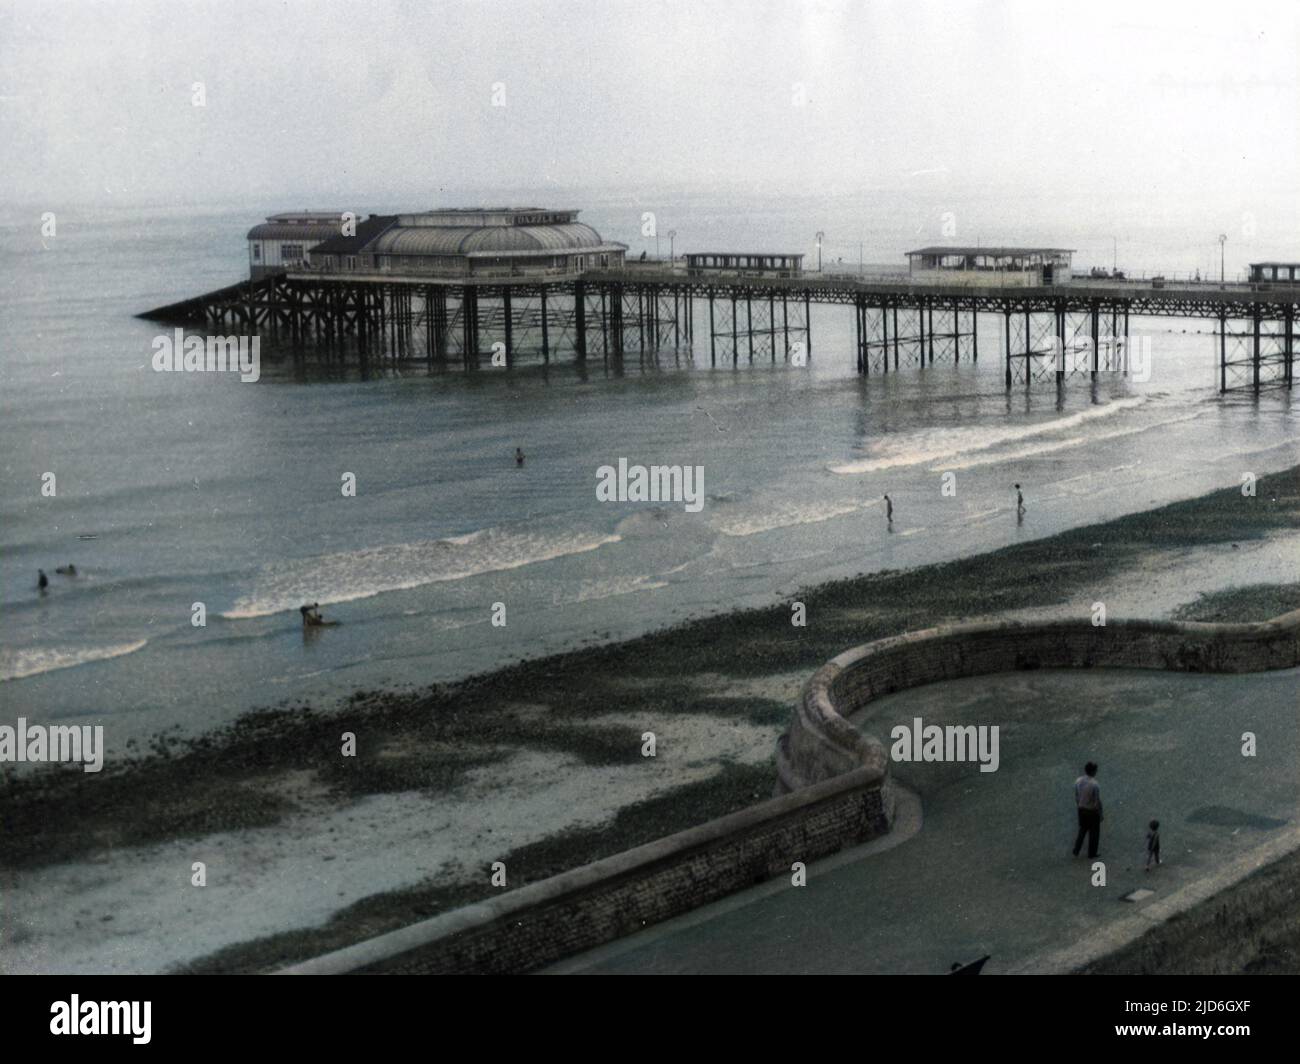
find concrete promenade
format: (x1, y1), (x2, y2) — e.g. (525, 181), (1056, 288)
(550, 666), (1299, 974)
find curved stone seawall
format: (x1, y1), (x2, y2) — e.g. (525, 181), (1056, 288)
(281, 764), (892, 975)
(776, 610), (1300, 794)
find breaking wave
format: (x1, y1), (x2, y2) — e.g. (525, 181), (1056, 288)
(223, 526), (621, 619)
(830, 396), (1149, 474)
(714, 497), (868, 537)
(0, 639), (149, 682)
(929, 412), (1201, 472)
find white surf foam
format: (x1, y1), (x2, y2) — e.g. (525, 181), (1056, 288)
(714, 497), (867, 538)
(926, 411), (1201, 473)
(830, 396), (1149, 475)
(222, 526), (621, 619)
(0, 639), (148, 682)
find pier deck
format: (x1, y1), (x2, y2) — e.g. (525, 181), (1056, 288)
(139, 266), (1298, 393)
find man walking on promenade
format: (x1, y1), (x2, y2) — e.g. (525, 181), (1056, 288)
(1072, 761), (1103, 859)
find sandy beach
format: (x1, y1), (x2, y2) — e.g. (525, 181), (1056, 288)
(2, 465), (1298, 974)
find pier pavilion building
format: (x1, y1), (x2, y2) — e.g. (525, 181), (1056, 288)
(247, 211), (352, 279)
(906, 246), (1075, 286)
(685, 252), (804, 278)
(1249, 262), (1300, 285)
(306, 207), (627, 279)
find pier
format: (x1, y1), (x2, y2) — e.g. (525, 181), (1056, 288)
(139, 217), (1298, 395)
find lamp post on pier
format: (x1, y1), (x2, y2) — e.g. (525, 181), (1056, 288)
(815, 231), (825, 273)
(668, 230), (676, 263)
(1218, 233), (1227, 284)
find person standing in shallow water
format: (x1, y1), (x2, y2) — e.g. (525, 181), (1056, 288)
(1145, 819), (1161, 871)
(1015, 483), (1025, 515)
(1072, 761), (1103, 859)
(300, 603), (335, 628)
(37, 569), (48, 592)
(515, 447), (525, 467)
(883, 494), (893, 526)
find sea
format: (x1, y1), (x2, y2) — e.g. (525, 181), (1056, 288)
(2, 185), (1297, 756)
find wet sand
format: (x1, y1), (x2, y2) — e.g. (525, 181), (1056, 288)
(2, 465), (1299, 973)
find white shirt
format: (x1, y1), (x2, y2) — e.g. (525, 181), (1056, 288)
(1075, 775), (1101, 811)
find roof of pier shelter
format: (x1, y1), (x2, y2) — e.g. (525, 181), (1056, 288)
(395, 207), (583, 227)
(907, 246), (1074, 258)
(247, 215), (357, 241)
(370, 222), (613, 256)
(307, 215), (398, 255)
(266, 211), (352, 223)
(685, 252), (805, 261)
(907, 246), (1074, 255)
(304, 207), (626, 261)
(686, 251), (805, 256)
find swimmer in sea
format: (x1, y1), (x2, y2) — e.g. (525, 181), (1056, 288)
(301, 602), (338, 628)
(515, 447), (525, 467)
(56, 563), (77, 576)
(38, 569), (49, 592)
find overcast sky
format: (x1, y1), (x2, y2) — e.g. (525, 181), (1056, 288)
(2, 0), (1297, 217)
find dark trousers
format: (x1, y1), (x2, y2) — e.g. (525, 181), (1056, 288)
(1073, 808), (1101, 858)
